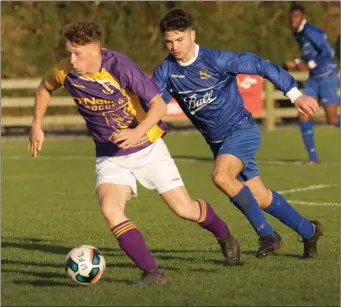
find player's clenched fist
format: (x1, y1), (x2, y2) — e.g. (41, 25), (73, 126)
(294, 95), (319, 117)
(28, 124), (45, 158)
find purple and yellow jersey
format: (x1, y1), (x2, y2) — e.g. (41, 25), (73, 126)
(43, 48), (167, 157)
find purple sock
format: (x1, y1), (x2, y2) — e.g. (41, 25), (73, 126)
(112, 220), (159, 273)
(196, 200), (229, 240)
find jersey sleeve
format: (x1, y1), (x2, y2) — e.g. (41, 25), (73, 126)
(114, 54), (159, 103)
(151, 65), (173, 104)
(43, 58), (71, 92)
(216, 50), (298, 95)
(304, 26), (335, 59)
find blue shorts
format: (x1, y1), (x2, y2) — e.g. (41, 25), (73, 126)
(209, 116), (261, 181)
(303, 72), (339, 105)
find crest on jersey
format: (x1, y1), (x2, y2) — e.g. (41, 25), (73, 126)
(101, 82), (114, 94)
(199, 69), (210, 79)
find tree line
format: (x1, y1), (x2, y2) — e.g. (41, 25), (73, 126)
(1, 1), (340, 78)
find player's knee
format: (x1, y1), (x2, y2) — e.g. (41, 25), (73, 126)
(100, 201), (123, 220)
(326, 116), (338, 126)
(254, 189), (272, 209)
(212, 171), (232, 189)
(171, 201), (197, 220)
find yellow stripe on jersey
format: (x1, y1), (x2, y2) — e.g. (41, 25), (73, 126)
(128, 93), (165, 142)
(43, 57), (73, 92)
(94, 69), (165, 143)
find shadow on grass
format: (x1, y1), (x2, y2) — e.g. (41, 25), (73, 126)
(241, 250), (303, 259)
(3, 236), (255, 278)
(5, 268), (132, 287)
(13, 280), (79, 287)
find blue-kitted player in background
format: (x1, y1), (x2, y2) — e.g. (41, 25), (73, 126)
(286, 4), (340, 165)
(152, 8), (323, 258)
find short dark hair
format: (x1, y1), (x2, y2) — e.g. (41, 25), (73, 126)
(63, 21), (101, 45)
(159, 8), (192, 34)
(290, 3), (305, 14)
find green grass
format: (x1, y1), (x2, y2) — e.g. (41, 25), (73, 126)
(2, 126), (340, 306)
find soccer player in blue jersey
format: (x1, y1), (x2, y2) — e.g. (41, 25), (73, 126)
(286, 4), (340, 164)
(27, 21), (240, 286)
(152, 8), (323, 259)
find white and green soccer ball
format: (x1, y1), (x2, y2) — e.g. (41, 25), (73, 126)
(65, 245), (106, 285)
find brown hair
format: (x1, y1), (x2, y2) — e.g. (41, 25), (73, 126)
(159, 8), (192, 34)
(63, 21), (101, 45)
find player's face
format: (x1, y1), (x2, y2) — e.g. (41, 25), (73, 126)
(66, 41), (101, 74)
(290, 10), (305, 30)
(164, 28), (196, 63)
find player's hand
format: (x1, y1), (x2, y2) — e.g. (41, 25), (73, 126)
(27, 124), (45, 158)
(294, 95), (319, 117)
(285, 60), (297, 71)
(296, 63), (309, 72)
(113, 128), (144, 149)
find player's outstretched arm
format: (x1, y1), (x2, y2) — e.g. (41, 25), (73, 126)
(134, 94), (167, 136)
(27, 80), (52, 158)
(114, 94), (167, 149)
(292, 94), (319, 118)
(221, 51), (319, 117)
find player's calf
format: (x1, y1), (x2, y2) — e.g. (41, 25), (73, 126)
(326, 115), (340, 127)
(195, 199), (241, 266)
(264, 190), (316, 242)
(161, 188), (241, 266)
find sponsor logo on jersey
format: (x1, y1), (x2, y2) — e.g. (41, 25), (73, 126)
(184, 89), (217, 114)
(72, 96), (126, 111)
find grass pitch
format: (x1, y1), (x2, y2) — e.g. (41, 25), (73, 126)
(2, 126), (340, 306)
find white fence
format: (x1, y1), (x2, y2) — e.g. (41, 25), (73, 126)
(1, 72), (339, 132)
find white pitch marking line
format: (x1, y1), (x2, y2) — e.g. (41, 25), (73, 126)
(4, 155), (94, 160)
(288, 200), (340, 207)
(278, 184), (338, 195)
(4, 156), (339, 206)
(3, 156), (340, 166)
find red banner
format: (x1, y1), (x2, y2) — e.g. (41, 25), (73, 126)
(236, 74), (263, 115)
(164, 74), (264, 119)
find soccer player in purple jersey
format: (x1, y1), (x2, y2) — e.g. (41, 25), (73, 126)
(27, 21), (240, 286)
(152, 9), (323, 259)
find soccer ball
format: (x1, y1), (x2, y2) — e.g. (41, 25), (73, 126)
(65, 245), (106, 285)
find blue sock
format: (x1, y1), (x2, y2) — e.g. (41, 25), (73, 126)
(335, 116), (340, 128)
(264, 191), (314, 240)
(230, 185), (274, 236)
(298, 121), (319, 162)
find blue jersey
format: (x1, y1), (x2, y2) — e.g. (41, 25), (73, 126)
(152, 45), (298, 143)
(294, 21), (337, 77)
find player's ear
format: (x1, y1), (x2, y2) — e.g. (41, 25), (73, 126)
(191, 29), (196, 42)
(95, 40), (101, 51)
